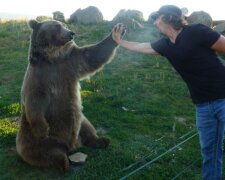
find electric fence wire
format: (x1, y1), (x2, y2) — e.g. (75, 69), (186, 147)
(119, 130), (198, 180)
(171, 157), (201, 180)
(179, 129), (196, 139)
(120, 129), (196, 173)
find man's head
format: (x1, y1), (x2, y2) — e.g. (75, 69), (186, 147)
(151, 5), (182, 21)
(151, 5), (187, 30)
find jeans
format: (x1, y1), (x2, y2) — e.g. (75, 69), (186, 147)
(196, 98), (225, 180)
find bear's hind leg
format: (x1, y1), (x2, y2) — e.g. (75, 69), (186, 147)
(19, 137), (70, 171)
(79, 116), (110, 149)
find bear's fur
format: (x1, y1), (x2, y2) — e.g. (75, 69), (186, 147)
(16, 20), (122, 170)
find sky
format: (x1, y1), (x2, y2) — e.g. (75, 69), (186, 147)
(0, 0), (224, 20)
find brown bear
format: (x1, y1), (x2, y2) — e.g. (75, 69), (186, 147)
(16, 20), (124, 170)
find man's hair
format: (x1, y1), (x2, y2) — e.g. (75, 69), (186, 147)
(150, 5), (187, 30)
(161, 14), (187, 30)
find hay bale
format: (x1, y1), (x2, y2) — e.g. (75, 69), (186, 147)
(53, 11), (65, 23)
(69, 6), (103, 24)
(111, 9), (144, 29)
(214, 22), (225, 35)
(187, 11), (213, 27)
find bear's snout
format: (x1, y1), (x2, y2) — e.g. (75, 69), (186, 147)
(63, 31), (76, 41)
(69, 31), (75, 39)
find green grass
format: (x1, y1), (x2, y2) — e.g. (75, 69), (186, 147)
(0, 20), (210, 179)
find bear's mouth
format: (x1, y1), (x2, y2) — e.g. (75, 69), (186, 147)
(65, 41), (75, 47)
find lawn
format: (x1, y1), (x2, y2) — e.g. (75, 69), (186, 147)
(0, 19), (206, 179)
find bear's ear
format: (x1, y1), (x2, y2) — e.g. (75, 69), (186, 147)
(28, 19), (39, 30)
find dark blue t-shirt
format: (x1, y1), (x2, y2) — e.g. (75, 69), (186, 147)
(151, 24), (225, 104)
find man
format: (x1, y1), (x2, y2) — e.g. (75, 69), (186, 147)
(112, 4), (225, 180)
